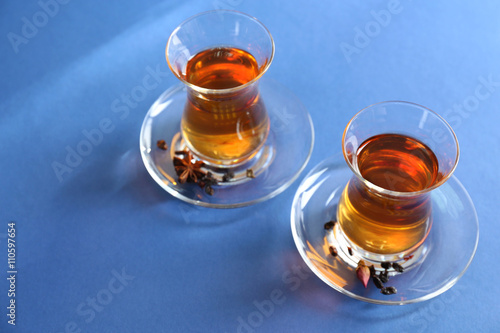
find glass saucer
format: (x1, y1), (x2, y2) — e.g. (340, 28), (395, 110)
(140, 78), (314, 208)
(290, 153), (479, 305)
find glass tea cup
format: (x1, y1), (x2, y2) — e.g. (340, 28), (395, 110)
(166, 10), (274, 167)
(336, 101), (459, 264)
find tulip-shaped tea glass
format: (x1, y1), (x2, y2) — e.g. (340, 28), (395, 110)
(166, 10), (273, 167)
(337, 102), (459, 266)
(140, 10), (314, 207)
(291, 101), (478, 304)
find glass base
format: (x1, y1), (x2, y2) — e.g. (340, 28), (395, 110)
(140, 78), (314, 208)
(328, 222), (428, 274)
(291, 153), (479, 304)
(170, 132), (275, 186)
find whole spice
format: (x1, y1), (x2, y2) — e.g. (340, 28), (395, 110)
(404, 254), (414, 261)
(379, 270), (389, 283)
(329, 246), (338, 257)
(369, 265), (376, 277)
(324, 221), (336, 230)
(173, 151), (205, 184)
(380, 286), (397, 295)
(205, 185), (214, 196)
(198, 172), (217, 196)
(222, 170), (235, 182)
(392, 262), (404, 273)
(356, 260), (370, 288)
(199, 171), (218, 187)
(172, 151), (219, 196)
(348, 247), (353, 256)
(381, 262), (391, 270)
(372, 275), (384, 289)
(246, 169), (255, 178)
(156, 140), (168, 150)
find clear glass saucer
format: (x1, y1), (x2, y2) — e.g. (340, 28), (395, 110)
(291, 153), (479, 305)
(140, 78), (314, 208)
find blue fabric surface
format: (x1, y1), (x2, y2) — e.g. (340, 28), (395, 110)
(1, 0), (499, 332)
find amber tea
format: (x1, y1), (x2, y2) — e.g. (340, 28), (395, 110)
(181, 47), (270, 165)
(338, 133), (440, 255)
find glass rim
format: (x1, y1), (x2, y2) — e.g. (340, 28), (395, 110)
(165, 9), (275, 95)
(342, 100), (460, 197)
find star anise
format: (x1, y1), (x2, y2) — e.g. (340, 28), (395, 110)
(173, 151), (205, 184)
(156, 140), (168, 150)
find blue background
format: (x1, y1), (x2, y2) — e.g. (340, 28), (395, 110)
(1, 0), (499, 332)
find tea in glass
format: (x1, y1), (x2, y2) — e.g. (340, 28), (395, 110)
(181, 47), (269, 164)
(338, 133), (439, 254)
(337, 101), (459, 262)
(165, 10), (274, 167)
